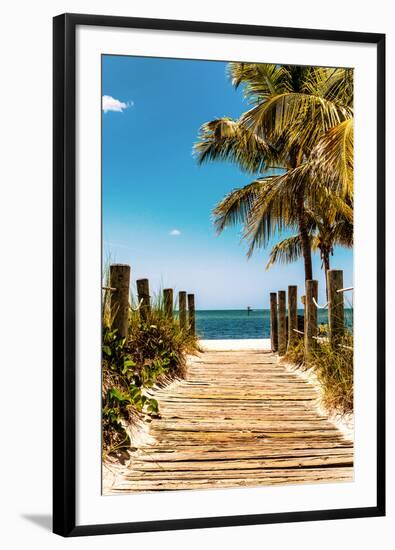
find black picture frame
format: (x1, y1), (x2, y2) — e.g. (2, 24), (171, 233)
(53, 13), (386, 537)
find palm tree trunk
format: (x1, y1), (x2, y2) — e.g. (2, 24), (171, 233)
(297, 195), (313, 281)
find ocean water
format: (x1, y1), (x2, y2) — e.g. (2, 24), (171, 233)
(195, 309), (353, 340)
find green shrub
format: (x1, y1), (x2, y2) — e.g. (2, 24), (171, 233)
(102, 327), (161, 459)
(127, 303), (197, 380)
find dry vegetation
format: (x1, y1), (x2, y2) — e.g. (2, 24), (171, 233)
(284, 327), (353, 415)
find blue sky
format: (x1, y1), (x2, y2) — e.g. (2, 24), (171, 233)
(102, 55), (353, 309)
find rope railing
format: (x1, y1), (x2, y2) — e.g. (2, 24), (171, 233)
(103, 283), (144, 312)
(339, 344), (353, 351)
(313, 297), (328, 309)
(129, 298), (144, 312)
(103, 284), (146, 312)
(337, 286), (353, 293)
(293, 329), (353, 348)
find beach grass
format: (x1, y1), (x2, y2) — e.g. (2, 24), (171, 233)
(285, 329), (353, 415)
(309, 333), (353, 414)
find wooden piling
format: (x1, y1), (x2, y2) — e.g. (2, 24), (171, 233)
(178, 291), (187, 330)
(269, 292), (278, 352)
(278, 290), (287, 356)
(137, 278), (150, 322)
(327, 270), (345, 346)
(163, 288), (173, 319)
(187, 293), (195, 335)
(305, 280), (318, 357)
(288, 285), (298, 349)
(109, 264), (131, 339)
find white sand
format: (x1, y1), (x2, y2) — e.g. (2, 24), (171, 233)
(199, 338), (272, 351)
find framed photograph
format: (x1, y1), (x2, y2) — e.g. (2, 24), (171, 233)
(53, 13), (385, 537)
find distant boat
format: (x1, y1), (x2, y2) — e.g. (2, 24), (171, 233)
(247, 306), (253, 316)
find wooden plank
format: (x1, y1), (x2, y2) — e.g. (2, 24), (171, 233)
(103, 349), (353, 494)
(138, 448), (353, 462)
(129, 455), (353, 472)
(113, 468), (353, 491)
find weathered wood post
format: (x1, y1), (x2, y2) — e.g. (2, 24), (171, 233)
(269, 292), (278, 352)
(300, 294), (306, 336)
(187, 293), (195, 335)
(178, 291), (187, 330)
(288, 285), (298, 349)
(278, 290), (287, 356)
(163, 288), (173, 319)
(109, 264), (131, 339)
(327, 269), (345, 346)
(136, 278), (150, 322)
(305, 280), (318, 357)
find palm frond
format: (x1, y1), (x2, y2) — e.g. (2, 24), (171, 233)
(240, 92), (352, 157)
(242, 168), (352, 257)
(310, 119), (354, 197)
(228, 63), (289, 103)
(213, 179), (264, 233)
(193, 117), (278, 173)
(302, 67), (353, 107)
(243, 174), (300, 256)
(330, 219), (354, 248)
(266, 234), (303, 269)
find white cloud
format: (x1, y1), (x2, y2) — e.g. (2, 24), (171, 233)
(169, 229), (181, 236)
(102, 95), (132, 113)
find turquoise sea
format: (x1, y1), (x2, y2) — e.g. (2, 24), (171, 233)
(195, 309), (353, 340)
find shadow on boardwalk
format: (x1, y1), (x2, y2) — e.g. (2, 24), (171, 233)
(103, 349), (353, 493)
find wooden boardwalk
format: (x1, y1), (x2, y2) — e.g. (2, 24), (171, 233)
(105, 349), (353, 493)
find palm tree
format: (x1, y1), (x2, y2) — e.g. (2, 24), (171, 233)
(194, 63), (353, 282)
